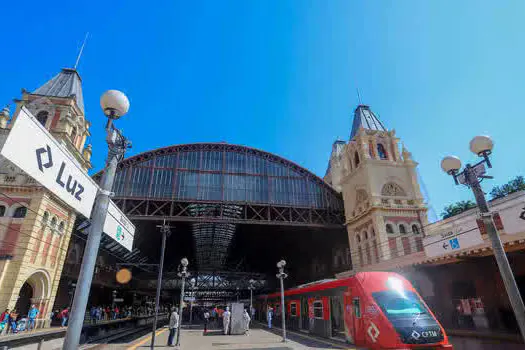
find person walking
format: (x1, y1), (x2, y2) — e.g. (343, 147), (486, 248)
(203, 310), (210, 334)
(59, 307), (69, 327)
(267, 307), (273, 329)
(27, 304), (39, 331)
(222, 306), (231, 335)
(243, 308), (251, 336)
(167, 307), (179, 347)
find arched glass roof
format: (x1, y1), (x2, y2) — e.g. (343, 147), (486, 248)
(107, 143), (344, 271)
(111, 143), (343, 210)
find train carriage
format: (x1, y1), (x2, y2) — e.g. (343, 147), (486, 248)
(256, 271), (452, 349)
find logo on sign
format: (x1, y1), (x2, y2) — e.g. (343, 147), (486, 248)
(116, 226), (124, 241)
(36, 145), (86, 202)
(367, 322), (380, 343)
(520, 207), (525, 221)
(411, 329), (438, 340)
(450, 238), (460, 250)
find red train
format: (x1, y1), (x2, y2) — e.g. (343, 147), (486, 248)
(256, 271), (453, 349)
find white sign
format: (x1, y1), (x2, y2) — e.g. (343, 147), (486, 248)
(184, 297), (196, 302)
(424, 226), (484, 258)
(497, 202), (525, 235)
(113, 298), (124, 303)
(1, 107), (98, 217)
(103, 199), (135, 251)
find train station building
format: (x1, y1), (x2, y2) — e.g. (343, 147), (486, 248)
(0, 66), (524, 342)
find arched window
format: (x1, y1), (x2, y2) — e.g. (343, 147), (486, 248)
(36, 111), (48, 127)
(412, 225), (420, 234)
(399, 224), (407, 234)
(13, 206), (27, 218)
(371, 229), (376, 237)
(0, 205), (5, 217)
(70, 127), (78, 143)
(386, 224), (394, 234)
(356, 234), (361, 243)
(42, 211), (49, 224)
(58, 221), (65, 233)
(354, 152), (360, 168)
(364, 231), (368, 240)
(377, 143), (388, 160)
(50, 217), (57, 228)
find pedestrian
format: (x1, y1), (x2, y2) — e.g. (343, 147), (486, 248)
(167, 307), (179, 347)
(0, 309), (9, 335)
(243, 308), (251, 335)
(203, 309), (210, 334)
(222, 306), (231, 335)
(8, 309), (18, 334)
(90, 306), (97, 324)
(60, 307), (69, 327)
(267, 307), (273, 329)
(27, 304), (39, 331)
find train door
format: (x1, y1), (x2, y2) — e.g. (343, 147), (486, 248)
(300, 297), (309, 330)
(330, 295), (345, 339)
(352, 297), (364, 344)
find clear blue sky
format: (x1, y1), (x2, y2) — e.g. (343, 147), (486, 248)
(1, 1), (524, 219)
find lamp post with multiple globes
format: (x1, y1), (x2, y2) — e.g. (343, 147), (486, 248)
(441, 135), (525, 341)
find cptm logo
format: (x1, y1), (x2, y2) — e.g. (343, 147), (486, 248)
(116, 226), (125, 241)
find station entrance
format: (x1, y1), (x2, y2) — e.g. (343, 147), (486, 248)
(98, 143), (348, 302)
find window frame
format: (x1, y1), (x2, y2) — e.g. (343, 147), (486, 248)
(313, 300), (324, 319)
(399, 224), (407, 234)
(0, 205), (6, 217)
(290, 302), (298, 317)
(352, 297), (361, 318)
(412, 224), (420, 234)
(13, 206), (27, 218)
(385, 224), (394, 234)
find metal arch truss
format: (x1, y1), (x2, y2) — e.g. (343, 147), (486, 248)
(139, 270), (267, 302)
(113, 198), (345, 228)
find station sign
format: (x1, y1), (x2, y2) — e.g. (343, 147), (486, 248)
(103, 199), (135, 251)
(0, 107), (97, 217)
(423, 224), (483, 258)
(495, 200), (525, 235)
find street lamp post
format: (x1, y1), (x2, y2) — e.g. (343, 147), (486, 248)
(68, 282), (77, 311)
(112, 290), (117, 308)
(441, 135), (525, 341)
(236, 287), (240, 302)
(63, 90), (131, 350)
(248, 279), (255, 319)
(276, 260), (288, 343)
(150, 221), (170, 349)
(176, 258), (189, 347)
(189, 278), (196, 326)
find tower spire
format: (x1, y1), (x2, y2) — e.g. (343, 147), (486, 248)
(74, 32), (89, 70)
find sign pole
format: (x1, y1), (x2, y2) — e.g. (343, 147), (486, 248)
(63, 119), (130, 350)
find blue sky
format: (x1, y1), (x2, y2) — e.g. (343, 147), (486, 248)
(1, 0), (524, 218)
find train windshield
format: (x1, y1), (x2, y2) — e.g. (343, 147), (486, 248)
(372, 290), (429, 319)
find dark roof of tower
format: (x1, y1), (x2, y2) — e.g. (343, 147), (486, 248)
(32, 68), (84, 113)
(349, 104), (387, 140)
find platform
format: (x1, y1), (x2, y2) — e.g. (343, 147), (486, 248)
(124, 327), (355, 350)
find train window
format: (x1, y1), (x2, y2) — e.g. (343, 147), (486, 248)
(352, 298), (361, 318)
(313, 301), (323, 319)
(372, 290), (429, 320)
(290, 303), (297, 317)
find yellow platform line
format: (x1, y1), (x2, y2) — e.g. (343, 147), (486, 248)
(256, 322), (356, 349)
(127, 328), (167, 349)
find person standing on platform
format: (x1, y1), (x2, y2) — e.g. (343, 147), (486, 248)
(27, 304), (39, 331)
(243, 308), (251, 336)
(222, 306), (231, 335)
(267, 307), (273, 329)
(167, 307), (179, 347)
(203, 309), (210, 334)
(8, 309), (18, 334)
(0, 309), (9, 335)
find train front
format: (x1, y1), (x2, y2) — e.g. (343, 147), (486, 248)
(357, 272), (453, 349)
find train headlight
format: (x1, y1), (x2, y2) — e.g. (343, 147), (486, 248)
(387, 276), (406, 297)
